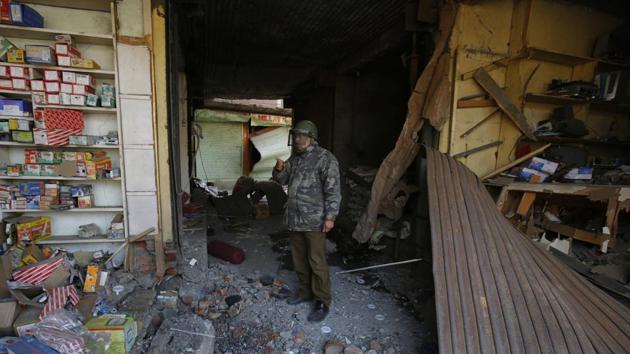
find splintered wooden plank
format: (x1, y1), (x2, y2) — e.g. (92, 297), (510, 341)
(473, 68), (537, 140)
(516, 192), (536, 216)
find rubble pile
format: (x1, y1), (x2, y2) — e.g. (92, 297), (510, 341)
(345, 167), (376, 224)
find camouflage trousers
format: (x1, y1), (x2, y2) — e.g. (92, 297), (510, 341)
(289, 231), (331, 306)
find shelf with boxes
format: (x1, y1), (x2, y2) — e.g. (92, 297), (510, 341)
(0, 2), (126, 248)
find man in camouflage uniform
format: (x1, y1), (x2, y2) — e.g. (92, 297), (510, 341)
(273, 120), (341, 322)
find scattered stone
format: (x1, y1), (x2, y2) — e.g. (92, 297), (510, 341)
(227, 301), (243, 317)
(259, 275), (274, 286)
(324, 340), (344, 354)
(225, 295), (242, 307)
(368, 340), (382, 352)
(293, 330), (305, 345)
(344, 345), (363, 354)
(280, 330), (292, 339)
(365, 350), (378, 354)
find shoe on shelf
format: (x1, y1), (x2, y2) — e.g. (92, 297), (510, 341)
(307, 301), (329, 322)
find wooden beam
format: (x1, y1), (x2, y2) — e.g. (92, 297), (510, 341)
(452, 140), (502, 159)
(457, 98), (497, 108)
(203, 99), (292, 117)
(482, 143), (551, 180)
(473, 68), (536, 140)
(541, 220), (610, 246)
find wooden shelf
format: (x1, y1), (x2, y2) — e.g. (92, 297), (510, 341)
(0, 89), (32, 98)
(590, 101), (630, 114)
(32, 104), (116, 113)
(522, 47), (595, 66)
(0, 115), (33, 121)
(37, 235), (126, 244)
(528, 136), (630, 147)
(0, 62), (115, 79)
(21, 0), (112, 12)
(525, 93), (590, 105)
(0, 142), (119, 149)
(1, 206), (123, 213)
(0, 176), (121, 181)
(0, 23), (112, 45)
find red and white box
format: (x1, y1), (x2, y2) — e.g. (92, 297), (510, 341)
(44, 81), (60, 93)
(60, 83), (73, 94)
(31, 79), (45, 91)
(56, 55), (71, 67)
(75, 73), (95, 86)
(61, 71), (76, 83)
(11, 78), (29, 91)
(0, 79), (12, 89)
(72, 84), (95, 95)
(34, 109), (85, 129)
(70, 95), (85, 106)
(60, 93), (72, 105)
(9, 66), (29, 79)
(54, 44), (81, 58)
(33, 128), (83, 147)
(46, 94), (60, 105)
(44, 70), (60, 81)
(0, 65), (9, 78)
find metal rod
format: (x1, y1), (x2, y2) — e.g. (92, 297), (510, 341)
(334, 258), (423, 275)
(459, 108), (500, 138)
(452, 140), (503, 159)
(169, 328), (216, 338)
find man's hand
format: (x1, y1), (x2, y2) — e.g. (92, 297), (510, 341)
(275, 159), (285, 171)
(322, 219), (334, 233)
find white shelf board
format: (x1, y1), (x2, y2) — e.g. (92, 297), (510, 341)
(0, 176), (121, 181)
(1, 206), (123, 213)
(0, 24), (112, 45)
(0, 89), (32, 98)
(37, 235), (126, 244)
(0, 142), (119, 149)
(33, 104), (117, 113)
(0, 62), (115, 79)
(0, 115), (33, 121)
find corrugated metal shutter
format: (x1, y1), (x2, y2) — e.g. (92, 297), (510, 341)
(195, 122), (243, 181)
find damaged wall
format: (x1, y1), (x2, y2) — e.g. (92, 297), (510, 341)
(441, 0), (627, 177)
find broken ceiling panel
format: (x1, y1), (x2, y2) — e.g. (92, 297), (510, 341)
(426, 147), (630, 354)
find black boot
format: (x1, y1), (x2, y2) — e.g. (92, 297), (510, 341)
(286, 294), (312, 305)
(307, 301), (329, 322)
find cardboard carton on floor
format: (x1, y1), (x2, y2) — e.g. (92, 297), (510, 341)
(0, 299), (21, 336)
(13, 307), (41, 337)
(86, 314), (137, 354)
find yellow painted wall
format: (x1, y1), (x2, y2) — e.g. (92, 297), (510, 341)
(441, 0), (628, 177)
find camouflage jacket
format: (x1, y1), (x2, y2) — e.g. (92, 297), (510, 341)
(272, 144), (341, 231)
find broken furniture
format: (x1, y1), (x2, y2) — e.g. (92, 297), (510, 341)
(495, 182), (627, 249)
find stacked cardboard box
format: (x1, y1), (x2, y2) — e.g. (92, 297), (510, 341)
(0, 65), (33, 92)
(0, 182), (94, 211)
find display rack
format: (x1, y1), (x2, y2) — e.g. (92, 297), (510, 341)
(0, 3), (127, 246)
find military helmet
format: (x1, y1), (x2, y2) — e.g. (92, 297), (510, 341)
(290, 120), (318, 140)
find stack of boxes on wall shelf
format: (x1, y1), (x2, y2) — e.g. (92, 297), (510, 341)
(0, 2), (125, 250)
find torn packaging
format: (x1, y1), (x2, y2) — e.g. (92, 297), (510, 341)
(426, 147), (630, 354)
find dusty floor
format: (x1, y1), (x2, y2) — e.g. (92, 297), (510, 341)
(173, 214), (428, 354)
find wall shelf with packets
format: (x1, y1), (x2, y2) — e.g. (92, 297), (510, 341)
(0, 2), (128, 248)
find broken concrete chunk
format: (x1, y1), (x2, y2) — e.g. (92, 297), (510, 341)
(324, 340), (344, 354)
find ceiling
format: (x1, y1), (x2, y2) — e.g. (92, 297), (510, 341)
(174, 0), (410, 99)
